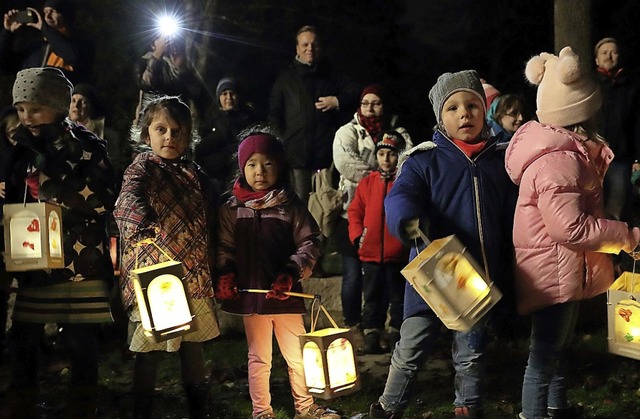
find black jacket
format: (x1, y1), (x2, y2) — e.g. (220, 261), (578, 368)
(268, 59), (360, 169)
(595, 68), (640, 161)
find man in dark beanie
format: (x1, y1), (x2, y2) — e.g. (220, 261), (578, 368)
(0, 0), (94, 84)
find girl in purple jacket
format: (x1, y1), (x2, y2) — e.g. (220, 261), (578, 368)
(214, 127), (339, 419)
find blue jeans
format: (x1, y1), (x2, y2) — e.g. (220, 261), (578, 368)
(521, 301), (579, 419)
(378, 312), (488, 413)
(341, 253), (362, 327)
(361, 262), (404, 331)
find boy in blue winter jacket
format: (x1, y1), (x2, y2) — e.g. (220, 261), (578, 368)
(369, 70), (516, 419)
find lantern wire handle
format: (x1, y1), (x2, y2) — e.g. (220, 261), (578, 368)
(632, 259), (638, 301)
(413, 227), (431, 252)
(133, 238), (175, 269)
(22, 165), (42, 206)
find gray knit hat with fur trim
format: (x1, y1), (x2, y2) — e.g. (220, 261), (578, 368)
(428, 70), (486, 124)
(12, 67), (73, 115)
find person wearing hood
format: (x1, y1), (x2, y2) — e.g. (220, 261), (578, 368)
(486, 93), (529, 149)
(504, 46), (640, 419)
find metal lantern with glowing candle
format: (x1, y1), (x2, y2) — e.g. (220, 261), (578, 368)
(3, 202), (64, 272)
(401, 232), (502, 331)
(607, 271), (640, 360)
(242, 289), (360, 400)
(131, 240), (195, 343)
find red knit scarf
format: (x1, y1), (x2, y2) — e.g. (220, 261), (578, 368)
(358, 110), (384, 139)
(233, 179), (269, 202)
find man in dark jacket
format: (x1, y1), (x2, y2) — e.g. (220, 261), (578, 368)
(594, 37), (640, 221)
(268, 25), (360, 203)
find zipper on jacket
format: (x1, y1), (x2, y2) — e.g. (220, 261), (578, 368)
(471, 165), (491, 280)
(380, 176), (389, 262)
(252, 209), (263, 313)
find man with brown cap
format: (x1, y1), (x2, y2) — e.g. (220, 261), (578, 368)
(0, 0), (94, 84)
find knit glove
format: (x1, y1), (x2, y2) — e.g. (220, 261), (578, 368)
(402, 218), (421, 241)
(215, 273), (239, 301)
(266, 263), (299, 300)
(266, 273), (293, 301)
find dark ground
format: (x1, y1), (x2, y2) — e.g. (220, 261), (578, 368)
(1, 301), (640, 419)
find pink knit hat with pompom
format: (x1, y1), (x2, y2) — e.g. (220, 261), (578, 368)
(525, 46), (601, 127)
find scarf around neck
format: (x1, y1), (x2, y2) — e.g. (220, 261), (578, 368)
(232, 179), (289, 209)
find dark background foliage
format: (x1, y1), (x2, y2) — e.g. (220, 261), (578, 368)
(1, 0), (638, 143)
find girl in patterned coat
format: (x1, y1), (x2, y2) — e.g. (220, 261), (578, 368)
(114, 96), (219, 419)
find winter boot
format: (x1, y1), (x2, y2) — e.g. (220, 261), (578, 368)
(454, 405), (484, 419)
(363, 330), (383, 354)
(133, 390), (154, 419)
(369, 402), (404, 418)
(547, 406), (582, 418)
(185, 382), (210, 418)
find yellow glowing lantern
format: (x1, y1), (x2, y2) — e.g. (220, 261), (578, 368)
(299, 296), (360, 400)
(131, 242), (194, 342)
(242, 289), (360, 399)
(401, 233), (502, 331)
(3, 202), (64, 271)
(607, 271), (640, 360)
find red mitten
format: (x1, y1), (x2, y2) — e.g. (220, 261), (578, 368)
(265, 273), (293, 300)
(215, 273), (239, 300)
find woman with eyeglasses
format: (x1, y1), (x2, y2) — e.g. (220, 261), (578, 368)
(486, 93), (531, 149)
(332, 84), (413, 354)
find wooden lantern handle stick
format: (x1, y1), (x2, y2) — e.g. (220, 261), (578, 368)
(240, 288), (340, 329)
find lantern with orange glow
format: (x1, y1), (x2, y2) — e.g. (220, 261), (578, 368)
(3, 202), (64, 271)
(132, 258), (195, 343)
(401, 234), (502, 331)
(607, 272), (640, 360)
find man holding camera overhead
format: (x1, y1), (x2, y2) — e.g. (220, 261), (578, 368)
(0, 0), (94, 84)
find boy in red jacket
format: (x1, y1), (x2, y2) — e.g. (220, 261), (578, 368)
(347, 130), (408, 354)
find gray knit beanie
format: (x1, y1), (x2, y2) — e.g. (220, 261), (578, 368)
(12, 67), (73, 115)
(428, 70), (486, 124)
(216, 77), (237, 99)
